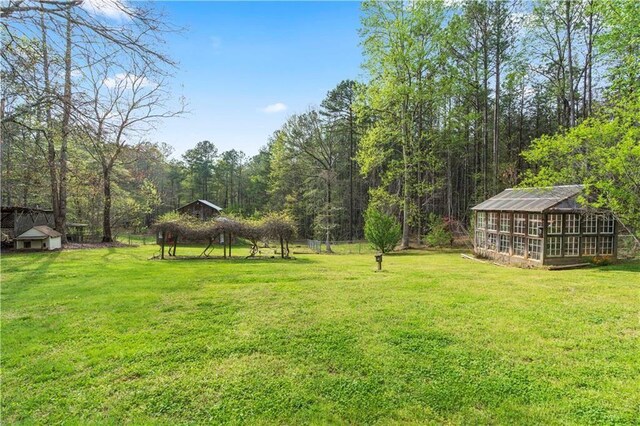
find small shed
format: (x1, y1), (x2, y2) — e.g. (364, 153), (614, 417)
(177, 199), (223, 221)
(471, 185), (618, 267)
(15, 226), (62, 251)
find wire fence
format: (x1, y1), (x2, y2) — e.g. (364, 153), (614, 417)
(115, 234), (154, 245)
(297, 240), (375, 255)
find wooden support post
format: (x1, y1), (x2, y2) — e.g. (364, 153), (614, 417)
(160, 230), (165, 260)
(170, 236), (178, 257)
(200, 238), (212, 257)
(280, 236), (284, 259)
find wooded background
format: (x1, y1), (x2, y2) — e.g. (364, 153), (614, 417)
(2, 0), (638, 243)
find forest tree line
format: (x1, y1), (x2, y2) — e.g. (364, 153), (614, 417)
(2, 0), (638, 243)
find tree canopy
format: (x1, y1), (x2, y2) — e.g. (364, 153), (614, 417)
(3, 0), (639, 243)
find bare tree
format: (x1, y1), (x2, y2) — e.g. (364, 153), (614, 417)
(2, 0), (180, 241)
(1, 0), (80, 18)
(77, 55), (183, 241)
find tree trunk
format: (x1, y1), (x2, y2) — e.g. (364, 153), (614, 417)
(57, 6), (73, 243)
(586, 4), (593, 117)
(325, 179), (333, 253)
(41, 13), (61, 241)
(566, 0), (575, 127)
(401, 143), (411, 249)
(517, 80), (525, 173)
(482, 27), (489, 198)
(447, 147), (453, 218)
(349, 108), (354, 242)
(2, 127), (10, 205)
(493, 7), (501, 193)
(475, 94), (482, 198)
(416, 99), (424, 243)
(102, 166), (113, 242)
(280, 236), (284, 259)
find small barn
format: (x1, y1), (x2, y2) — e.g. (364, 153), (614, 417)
(15, 225), (62, 251)
(177, 199), (223, 220)
(471, 185), (618, 267)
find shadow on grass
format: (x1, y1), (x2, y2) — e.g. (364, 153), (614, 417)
(154, 255), (317, 265)
(2, 251), (62, 297)
(385, 248), (469, 257)
(1, 249), (62, 265)
(101, 247), (119, 259)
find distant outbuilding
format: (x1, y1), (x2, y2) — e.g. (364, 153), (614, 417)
(67, 222), (89, 243)
(472, 185), (618, 267)
(15, 225), (62, 251)
(177, 199), (223, 221)
(156, 200), (224, 245)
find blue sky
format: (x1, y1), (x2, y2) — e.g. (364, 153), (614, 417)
(148, 1), (364, 158)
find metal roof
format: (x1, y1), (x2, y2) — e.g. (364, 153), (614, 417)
(177, 199), (223, 212)
(197, 200), (223, 211)
(471, 185), (584, 212)
(1, 206), (54, 213)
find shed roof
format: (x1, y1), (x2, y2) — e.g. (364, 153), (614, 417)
(471, 185), (584, 212)
(177, 199), (223, 212)
(16, 225), (62, 240)
(1, 206), (54, 214)
(198, 199), (223, 211)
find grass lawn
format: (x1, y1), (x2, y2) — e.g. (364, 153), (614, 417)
(2, 244), (639, 424)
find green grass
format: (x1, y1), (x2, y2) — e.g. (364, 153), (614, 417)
(2, 245), (639, 424)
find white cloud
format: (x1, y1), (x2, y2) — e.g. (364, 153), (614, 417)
(104, 72), (152, 89)
(81, 0), (131, 21)
(261, 102), (287, 113)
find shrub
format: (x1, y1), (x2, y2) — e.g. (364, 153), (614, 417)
(364, 206), (401, 253)
(591, 255), (613, 266)
(424, 214), (453, 248)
